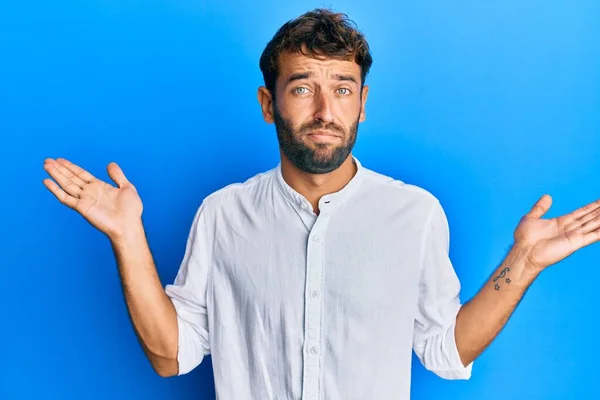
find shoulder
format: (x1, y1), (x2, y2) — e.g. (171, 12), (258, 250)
(359, 165), (452, 248)
(360, 165), (442, 210)
(194, 166), (276, 216)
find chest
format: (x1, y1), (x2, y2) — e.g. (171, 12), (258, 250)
(211, 210), (425, 324)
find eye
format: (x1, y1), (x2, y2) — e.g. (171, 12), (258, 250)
(292, 87), (309, 95)
(337, 88), (351, 95)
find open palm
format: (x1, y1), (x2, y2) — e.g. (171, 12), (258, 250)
(43, 158), (143, 239)
(514, 194), (600, 271)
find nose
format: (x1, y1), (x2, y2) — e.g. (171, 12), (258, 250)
(313, 91), (335, 124)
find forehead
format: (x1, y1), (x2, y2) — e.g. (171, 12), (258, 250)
(277, 51), (361, 81)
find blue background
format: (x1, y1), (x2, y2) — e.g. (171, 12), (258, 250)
(2, 1), (599, 399)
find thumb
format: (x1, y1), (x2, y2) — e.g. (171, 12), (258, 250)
(107, 162), (130, 188)
(526, 194), (552, 219)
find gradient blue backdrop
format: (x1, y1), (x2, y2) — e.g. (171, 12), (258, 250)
(2, 1), (599, 399)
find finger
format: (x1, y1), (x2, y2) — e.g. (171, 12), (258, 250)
(581, 228), (600, 248)
(50, 160), (86, 188)
(576, 206), (600, 228)
(107, 162), (130, 188)
(581, 213), (600, 234)
(55, 158), (96, 183)
(560, 198), (600, 226)
(571, 198), (600, 221)
(526, 194), (552, 219)
(43, 161), (82, 198)
(43, 178), (78, 209)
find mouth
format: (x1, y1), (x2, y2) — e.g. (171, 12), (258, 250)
(307, 130), (342, 139)
(306, 133), (342, 144)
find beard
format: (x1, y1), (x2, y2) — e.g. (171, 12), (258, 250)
(273, 104), (360, 174)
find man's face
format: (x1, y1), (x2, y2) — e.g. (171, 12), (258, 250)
(259, 51), (369, 174)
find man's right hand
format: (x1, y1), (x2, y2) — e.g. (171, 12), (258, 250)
(43, 157), (180, 377)
(43, 158), (143, 241)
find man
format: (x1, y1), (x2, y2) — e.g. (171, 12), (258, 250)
(42, 8), (599, 400)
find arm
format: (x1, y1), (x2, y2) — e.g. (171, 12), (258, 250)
(111, 223), (180, 377)
(112, 207), (212, 378)
(456, 194), (600, 366)
(455, 245), (538, 367)
(42, 158), (194, 377)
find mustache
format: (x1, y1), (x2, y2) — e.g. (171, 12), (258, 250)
(299, 122), (345, 135)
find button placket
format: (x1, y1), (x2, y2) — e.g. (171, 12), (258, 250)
(301, 211), (330, 400)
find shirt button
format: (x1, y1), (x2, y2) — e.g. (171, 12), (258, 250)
(311, 290), (320, 298)
(310, 346), (319, 355)
(313, 235), (321, 242)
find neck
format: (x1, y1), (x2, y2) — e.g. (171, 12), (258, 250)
(279, 149), (357, 215)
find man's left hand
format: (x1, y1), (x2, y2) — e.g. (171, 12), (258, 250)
(513, 194), (600, 273)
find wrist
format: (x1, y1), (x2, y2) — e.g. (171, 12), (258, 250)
(109, 218), (146, 247)
(502, 244), (541, 288)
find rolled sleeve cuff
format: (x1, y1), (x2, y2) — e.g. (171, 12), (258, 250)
(165, 285), (210, 376)
(434, 319), (473, 380)
(175, 313), (201, 375)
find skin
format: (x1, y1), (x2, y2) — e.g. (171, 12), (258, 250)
(42, 50), (600, 377)
(257, 50), (369, 214)
(42, 159), (178, 376)
(455, 194), (600, 366)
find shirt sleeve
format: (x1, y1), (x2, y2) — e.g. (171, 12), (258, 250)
(412, 200), (473, 380)
(164, 201), (213, 375)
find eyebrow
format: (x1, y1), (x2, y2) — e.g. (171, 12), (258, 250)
(286, 71), (358, 85)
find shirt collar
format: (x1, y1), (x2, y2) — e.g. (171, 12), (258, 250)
(274, 155), (365, 211)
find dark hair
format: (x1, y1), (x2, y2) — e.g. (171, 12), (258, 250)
(259, 8), (373, 98)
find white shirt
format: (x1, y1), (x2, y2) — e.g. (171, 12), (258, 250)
(164, 156), (473, 400)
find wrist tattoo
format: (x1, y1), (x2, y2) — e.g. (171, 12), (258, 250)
(493, 267), (511, 291)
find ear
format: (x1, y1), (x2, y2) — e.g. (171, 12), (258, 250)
(257, 86), (275, 123)
(359, 85), (369, 122)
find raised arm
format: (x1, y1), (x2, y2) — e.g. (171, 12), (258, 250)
(43, 158), (179, 376)
(455, 194), (600, 366)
